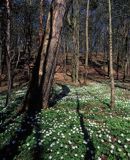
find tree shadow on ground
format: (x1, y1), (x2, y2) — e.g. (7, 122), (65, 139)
(87, 91), (110, 108)
(0, 108), (43, 160)
(88, 74), (130, 92)
(0, 112), (21, 133)
(115, 83), (130, 91)
(76, 93), (95, 160)
(0, 95), (26, 133)
(87, 75), (109, 84)
(31, 112), (44, 160)
(0, 84), (70, 160)
(49, 84), (70, 107)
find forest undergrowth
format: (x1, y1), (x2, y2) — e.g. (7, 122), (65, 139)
(0, 82), (130, 160)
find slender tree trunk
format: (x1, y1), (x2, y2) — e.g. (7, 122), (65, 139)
(0, 22), (2, 76)
(116, 49), (120, 80)
(123, 36), (128, 82)
(107, 52), (110, 76)
(39, 0), (44, 45)
(108, 0), (115, 108)
(24, 0), (33, 79)
(0, 2), (7, 78)
(128, 42), (130, 77)
(72, 0), (79, 83)
(0, 44), (2, 76)
(85, 0), (90, 67)
(5, 0), (11, 107)
(63, 36), (67, 79)
(84, 0), (90, 83)
(123, 60), (128, 82)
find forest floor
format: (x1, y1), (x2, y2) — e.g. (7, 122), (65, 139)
(0, 80), (130, 160)
(1, 53), (130, 92)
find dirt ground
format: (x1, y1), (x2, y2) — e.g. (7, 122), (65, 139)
(1, 53), (130, 93)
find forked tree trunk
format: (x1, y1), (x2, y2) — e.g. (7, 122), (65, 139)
(108, 0), (115, 108)
(22, 0), (71, 111)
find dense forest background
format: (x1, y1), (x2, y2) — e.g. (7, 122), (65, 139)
(1, 0), (130, 89)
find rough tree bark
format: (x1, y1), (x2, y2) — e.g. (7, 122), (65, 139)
(108, 0), (115, 108)
(22, 0), (72, 111)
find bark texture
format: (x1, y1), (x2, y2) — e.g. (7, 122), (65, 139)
(22, 0), (72, 111)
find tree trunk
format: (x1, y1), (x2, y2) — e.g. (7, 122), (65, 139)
(24, 1), (33, 79)
(72, 0), (79, 84)
(0, 21), (2, 76)
(84, 0), (90, 83)
(0, 43), (2, 76)
(85, 0), (90, 67)
(40, 0), (70, 107)
(0, 1), (7, 77)
(63, 36), (67, 79)
(39, 11), (51, 78)
(108, 0), (115, 108)
(39, 0), (44, 44)
(5, 0), (11, 107)
(123, 35), (128, 82)
(22, 0), (71, 111)
(116, 49), (120, 80)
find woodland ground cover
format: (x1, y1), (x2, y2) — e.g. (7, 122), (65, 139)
(0, 82), (130, 160)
